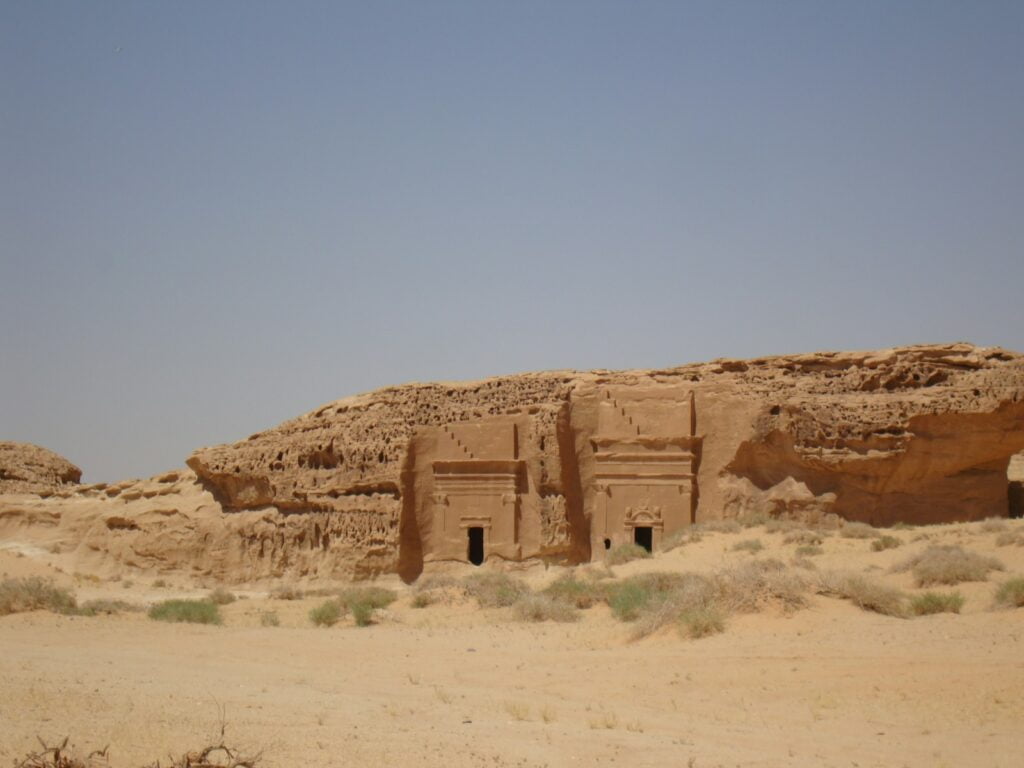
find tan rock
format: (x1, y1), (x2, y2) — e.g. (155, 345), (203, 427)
(0, 442), (81, 495)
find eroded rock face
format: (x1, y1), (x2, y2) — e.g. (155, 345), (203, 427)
(182, 343), (1024, 580)
(4, 343), (1024, 583)
(0, 442), (81, 494)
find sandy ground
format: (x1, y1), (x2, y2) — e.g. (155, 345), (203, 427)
(2, 520), (1024, 767)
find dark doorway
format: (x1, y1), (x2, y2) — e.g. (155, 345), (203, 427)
(467, 527), (485, 565)
(1010, 482), (1024, 519)
(603, 538), (611, 550)
(634, 526), (653, 553)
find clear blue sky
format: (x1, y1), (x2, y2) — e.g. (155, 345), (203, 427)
(2, 1), (1022, 482)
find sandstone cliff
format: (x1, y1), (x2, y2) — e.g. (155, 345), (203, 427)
(2, 343), (1023, 583)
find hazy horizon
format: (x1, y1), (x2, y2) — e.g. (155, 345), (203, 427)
(3, 1), (1023, 482)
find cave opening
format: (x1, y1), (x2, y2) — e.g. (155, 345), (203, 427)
(467, 527), (485, 565)
(1010, 482), (1023, 519)
(633, 526), (653, 553)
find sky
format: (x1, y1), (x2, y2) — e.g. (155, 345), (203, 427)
(2, 1), (1022, 482)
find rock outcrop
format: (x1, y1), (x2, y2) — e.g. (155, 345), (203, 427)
(0, 442), (81, 495)
(3, 343), (1024, 583)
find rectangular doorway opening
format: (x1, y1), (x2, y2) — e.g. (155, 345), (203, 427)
(633, 526), (653, 553)
(467, 526), (485, 565)
(1010, 482), (1023, 519)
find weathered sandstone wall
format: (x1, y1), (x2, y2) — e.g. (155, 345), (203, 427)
(3, 343), (1023, 582)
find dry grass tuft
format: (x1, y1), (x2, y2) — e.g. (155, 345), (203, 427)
(910, 591), (964, 615)
(895, 545), (1004, 586)
(994, 577), (1024, 608)
(678, 606), (726, 639)
(543, 572), (607, 608)
(270, 585), (303, 600)
(840, 522), (881, 539)
(149, 599), (222, 625)
(208, 588), (237, 605)
(784, 529), (824, 546)
(817, 572), (907, 617)
(732, 538), (764, 553)
(979, 517), (1008, 533)
(463, 572), (530, 608)
(795, 545), (824, 557)
(995, 531), (1024, 547)
(605, 542), (651, 565)
(871, 535), (902, 552)
(0, 577), (77, 617)
(513, 594), (579, 623)
(693, 519), (741, 535)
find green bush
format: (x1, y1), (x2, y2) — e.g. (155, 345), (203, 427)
(910, 592), (964, 615)
(463, 572), (530, 608)
(994, 577), (1024, 608)
(351, 601), (375, 627)
(605, 542), (651, 565)
(513, 594), (580, 623)
(309, 600), (342, 627)
(411, 591), (434, 608)
(871, 535), (902, 552)
(0, 577), (77, 616)
(148, 599), (222, 625)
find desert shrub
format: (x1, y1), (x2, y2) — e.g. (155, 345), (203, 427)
(351, 601), (375, 627)
(271, 585), (303, 600)
(841, 522), (881, 539)
(543, 573), (606, 608)
(896, 545), (1004, 586)
(694, 519), (741, 534)
(463, 572), (530, 608)
(732, 539), (763, 553)
(513, 594), (580, 623)
(0, 577), (77, 616)
(629, 574), (718, 638)
(337, 586), (397, 611)
(980, 517), (1008, 533)
(785, 530), (824, 546)
(260, 611), (280, 627)
(910, 591), (964, 616)
(994, 577), (1024, 608)
(661, 528), (699, 551)
(995, 531), (1024, 547)
(763, 518), (800, 534)
(737, 511), (770, 529)
(606, 572), (688, 623)
(411, 591), (434, 608)
(714, 559), (807, 613)
(678, 606), (726, 639)
(795, 545), (824, 557)
(149, 599), (222, 625)
(871, 535), (902, 552)
(605, 542), (651, 565)
(817, 572), (906, 617)
(309, 599), (342, 627)
(78, 599), (140, 616)
(791, 557), (818, 571)
(208, 588), (237, 605)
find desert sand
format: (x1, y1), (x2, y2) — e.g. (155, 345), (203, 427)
(3, 517), (1023, 768)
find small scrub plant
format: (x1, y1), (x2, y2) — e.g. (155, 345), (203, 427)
(260, 610), (281, 627)
(271, 585), (304, 600)
(78, 599), (140, 616)
(795, 545), (824, 557)
(309, 599), (342, 627)
(841, 522), (881, 539)
(910, 592), (964, 616)
(410, 591), (434, 609)
(896, 545), (1004, 586)
(148, 599), (222, 625)
(785, 530), (824, 546)
(678, 606), (725, 639)
(817, 572), (906, 618)
(504, 701), (530, 721)
(732, 539), (763, 554)
(994, 577), (1024, 608)
(605, 542), (651, 565)
(763, 518), (800, 534)
(980, 517), (1008, 533)
(0, 577), (78, 616)
(871, 535), (902, 552)
(463, 572), (530, 608)
(513, 594), (579, 623)
(737, 512), (769, 529)
(208, 588), (237, 605)
(995, 531), (1024, 547)
(543, 573), (606, 609)
(351, 601), (374, 627)
(152, 579), (168, 588)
